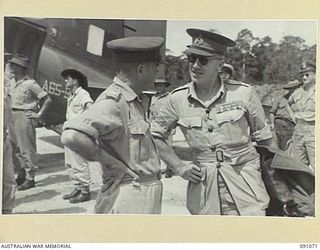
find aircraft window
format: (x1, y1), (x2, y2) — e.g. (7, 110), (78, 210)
(87, 24), (105, 56)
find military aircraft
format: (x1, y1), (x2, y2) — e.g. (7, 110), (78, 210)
(4, 17), (167, 131)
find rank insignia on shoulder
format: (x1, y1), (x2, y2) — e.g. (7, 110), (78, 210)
(104, 87), (121, 100)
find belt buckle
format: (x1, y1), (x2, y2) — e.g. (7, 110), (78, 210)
(216, 150), (224, 163)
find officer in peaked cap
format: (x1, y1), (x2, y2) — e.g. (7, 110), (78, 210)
(220, 63), (235, 81)
(8, 53), (52, 190)
(61, 69), (93, 203)
(151, 28), (274, 216)
(61, 36), (164, 214)
(269, 79), (301, 150)
(107, 36), (164, 64)
(288, 61), (316, 170)
(185, 28), (236, 56)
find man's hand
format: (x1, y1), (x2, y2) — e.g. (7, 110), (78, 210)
(270, 124), (274, 130)
(180, 162), (202, 183)
(25, 111), (41, 119)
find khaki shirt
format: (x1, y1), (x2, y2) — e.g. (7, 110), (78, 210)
(269, 95), (294, 123)
(66, 87), (93, 121)
(151, 79), (273, 164)
(149, 93), (169, 122)
(9, 76), (48, 110)
(289, 86), (315, 122)
(151, 79), (271, 215)
(63, 77), (161, 180)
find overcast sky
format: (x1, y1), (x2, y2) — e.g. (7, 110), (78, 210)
(166, 20), (317, 56)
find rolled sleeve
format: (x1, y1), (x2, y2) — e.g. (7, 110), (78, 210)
(269, 98), (280, 115)
(247, 88), (273, 142)
(251, 125), (273, 141)
(63, 99), (122, 140)
(151, 94), (179, 140)
(30, 82), (48, 100)
(80, 91), (93, 109)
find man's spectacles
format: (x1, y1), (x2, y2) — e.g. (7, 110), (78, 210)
(187, 54), (218, 66)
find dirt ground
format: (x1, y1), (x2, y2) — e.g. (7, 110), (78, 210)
(12, 128), (190, 215)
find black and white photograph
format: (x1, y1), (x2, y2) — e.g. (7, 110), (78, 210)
(2, 17), (316, 217)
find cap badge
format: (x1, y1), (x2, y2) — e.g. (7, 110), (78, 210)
(194, 36), (204, 46)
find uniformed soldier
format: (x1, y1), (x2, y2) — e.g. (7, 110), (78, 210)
(61, 69), (93, 203)
(269, 79), (301, 150)
(151, 29), (274, 216)
(288, 61), (315, 170)
(220, 63), (234, 81)
(8, 54), (52, 190)
(4, 50), (14, 97)
(2, 51), (16, 213)
(61, 37), (164, 214)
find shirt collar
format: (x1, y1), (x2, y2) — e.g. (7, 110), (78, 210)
(73, 86), (82, 96)
(113, 77), (139, 102)
(68, 86), (82, 101)
(14, 75), (30, 86)
(188, 76), (225, 106)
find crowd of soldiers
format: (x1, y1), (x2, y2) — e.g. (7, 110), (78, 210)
(2, 28), (315, 216)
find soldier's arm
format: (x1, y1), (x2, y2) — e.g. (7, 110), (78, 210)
(81, 90), (94, 111)
(151, 95), (202, 183)
(61, 129), (138, 177)
(62, 98), (137, 175)
(269, 113), (275, 130)
(37, 95), (52, 117)
(26, 82), (52, 119)
(269, 98), (280, 129)
(246, 87), (275, 147)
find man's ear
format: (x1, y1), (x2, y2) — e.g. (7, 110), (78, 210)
(73, 78), (79, 86)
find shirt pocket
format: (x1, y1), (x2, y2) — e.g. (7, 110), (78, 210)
(216, 109), (248, 147)
(177, 116), (207, 149)
(306, 95), (315, 113)
(127, 120), (152, 164)
(14, 88), (28, 105)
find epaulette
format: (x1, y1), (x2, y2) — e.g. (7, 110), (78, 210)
(171, 84), (189, 94)
(105, 86), (121, 100)
(97, 85), (122, 103)
(24, 78), (36, 85)
(225, 79), (250, 87)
